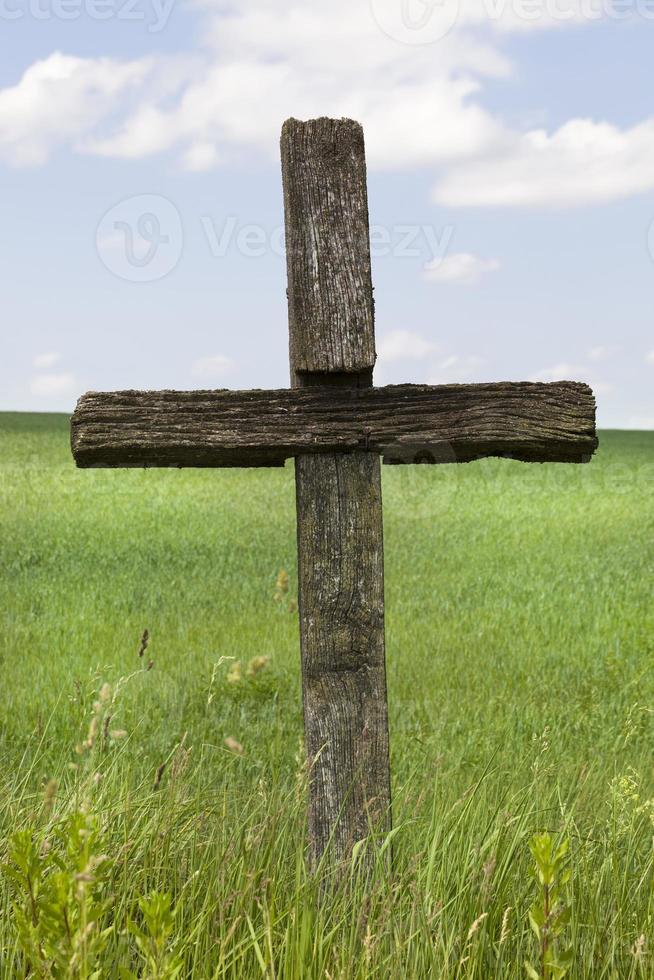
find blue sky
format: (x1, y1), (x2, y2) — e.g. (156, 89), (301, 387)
(1, 0), (653, 427)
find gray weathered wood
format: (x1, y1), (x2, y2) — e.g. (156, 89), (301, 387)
(71, 381), (598, 468)
(281, 118), (376, 383)
(282, 116), (391, 868)
(295, 452), (390, 866)
(69, 113), (599, 877)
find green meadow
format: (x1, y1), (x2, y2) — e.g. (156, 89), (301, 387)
(1, 411), (653, 978)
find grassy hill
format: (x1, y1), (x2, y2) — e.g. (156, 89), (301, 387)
(1, 413), (652, 977)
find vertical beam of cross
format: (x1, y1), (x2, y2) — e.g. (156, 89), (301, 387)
(281, 118), (392, 866)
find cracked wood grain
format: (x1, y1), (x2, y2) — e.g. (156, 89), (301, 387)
(281, 117), (376, 383)
(71, 382), (598, 469)
(70, 114), (599, 875)
(282, 116), (391, 869)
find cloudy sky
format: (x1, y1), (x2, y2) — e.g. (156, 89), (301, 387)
(2, 0), (653, 427)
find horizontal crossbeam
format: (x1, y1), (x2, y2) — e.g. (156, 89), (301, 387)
(71, 381), (597, 469)
(72, 382), (596, 467)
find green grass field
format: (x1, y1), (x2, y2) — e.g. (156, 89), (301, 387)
(1, 412), (653, 978)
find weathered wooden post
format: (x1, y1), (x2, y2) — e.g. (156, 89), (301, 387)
(71, 115), (597, 873)
(281, 118), (392, 865)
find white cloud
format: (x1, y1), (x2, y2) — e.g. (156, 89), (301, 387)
(428, 354), (484, 384)
(435, 118), (654, 208)
(0, 52), (152, 166)
(30, 372), (76, 397)
(646, 350), (654, 364)
(191, 355), (235, 380)
(0, 0), (576, 177)
(0, 4), (653, 212)
(377, 329), (439, 363)
(182, 142), (220, 172)
(86, 45), (509, 172)
(375, 335), (485, 386)
(529, 363), (589, 382)
(589, 345), (621, 362)
(33, 351), (60, 369)
(86, 103), (175, 160)
(78, 1), (654, 209)
(424, 252), (500, 284)
(528, 363), (613, 395)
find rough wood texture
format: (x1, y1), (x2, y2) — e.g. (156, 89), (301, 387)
(282, 116), (391, 869)
(71, 382), (598, 468)
(68, 113), (599, 876)
(295, 452), (390, 866)
(281, 118), (376, 382)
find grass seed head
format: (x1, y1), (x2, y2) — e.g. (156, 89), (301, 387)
(137, 629), (149, 658)
(275, 568), (289, 596)
(466, 912), (487, 941)
(499, 906), (511, 945)
(42, 778), (57, 813)
(154, 762), (166, 789)
(246, 655), (270, 677)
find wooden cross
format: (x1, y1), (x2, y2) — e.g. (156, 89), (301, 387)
(71, 117), (597, 868)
